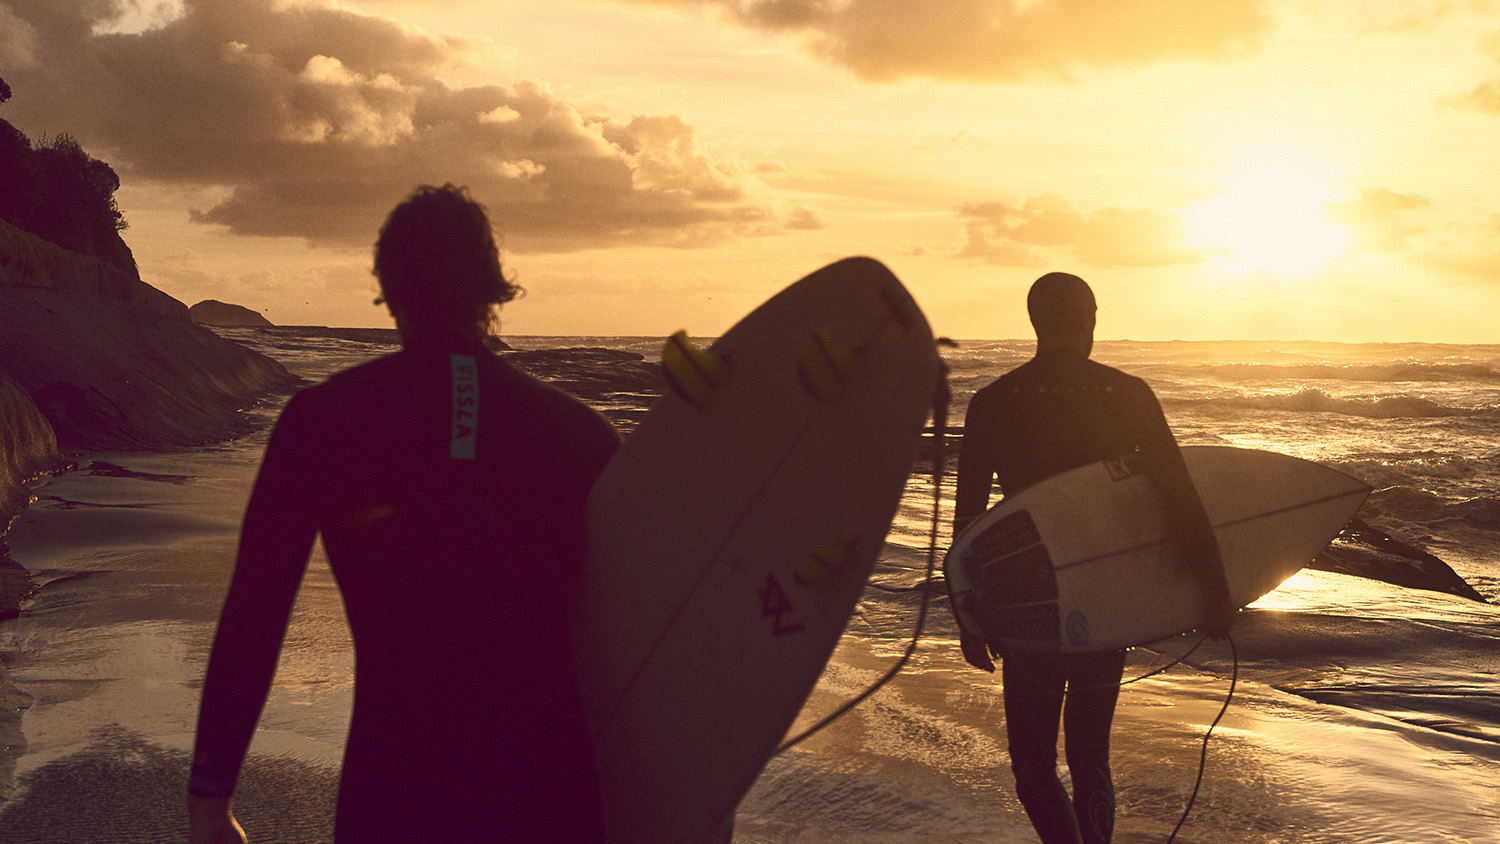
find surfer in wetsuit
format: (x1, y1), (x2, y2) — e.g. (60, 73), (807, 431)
(187, 185), (618, 843)
(953, 272), (1233, 844)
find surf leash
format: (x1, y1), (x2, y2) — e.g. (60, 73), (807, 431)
(776, 342), (955, 754)
(1166, 633), (1239, 843)
(1118, 634), (1208, 688)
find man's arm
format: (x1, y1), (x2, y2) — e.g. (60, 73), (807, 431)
(188, 396), (319, 816)
(1130, 382), (1234, 638)
(953, 392), (998, 541)
(952, 391), (1003, 671)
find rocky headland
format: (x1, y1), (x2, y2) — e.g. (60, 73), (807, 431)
(1, 219), (292, 618)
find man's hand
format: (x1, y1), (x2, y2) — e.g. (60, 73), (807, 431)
(188, 794), (249, 844)
(1202, 598), (1235, 641)
(960, 629), (997, 673)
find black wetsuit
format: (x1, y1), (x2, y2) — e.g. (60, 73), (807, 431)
(190, 343), (619, 842)
(955, 347), (1219, 844)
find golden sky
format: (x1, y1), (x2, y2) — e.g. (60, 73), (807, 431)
(3, 0), (1499, 341)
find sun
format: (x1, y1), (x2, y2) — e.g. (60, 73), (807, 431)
(1184, 144), (1350, 278)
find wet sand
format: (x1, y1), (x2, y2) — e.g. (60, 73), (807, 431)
(754, 627), (1500, 843)
(0, 439), (352, 842)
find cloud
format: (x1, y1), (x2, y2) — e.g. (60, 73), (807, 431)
(954, 193), (1202, 267)
(0, 0), (782, 253)
(1448, 76), (1500, 113)
(784, 206), (825, 231)
(1410, 212), (1500, 284)
(1358, 1), (1466, 35)
(612, 0), (1273, 82)
(1326, 187), (1432, 253)
(0, 3), (41, 68)
(1445, 27), (1500, 114)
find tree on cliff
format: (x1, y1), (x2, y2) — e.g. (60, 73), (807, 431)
(0, 77), (30, 237)
(0, 79), (135, 275)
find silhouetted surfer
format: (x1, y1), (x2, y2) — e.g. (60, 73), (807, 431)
(953, 272), (1232, 844)
(188, 185), (618, 843)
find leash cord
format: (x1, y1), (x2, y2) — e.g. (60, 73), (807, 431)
(1119, 635), (1207, 688)
(1165, 634), (1238, 842)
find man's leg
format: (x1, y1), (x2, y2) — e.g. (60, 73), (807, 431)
(1004, 652), (1083, 844)
(1062, 649), (1127, 844)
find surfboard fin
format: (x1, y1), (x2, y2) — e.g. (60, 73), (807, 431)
(798, 326), (861, 403)
(794, 542), (855, 586)
(661, 330), (726, 409)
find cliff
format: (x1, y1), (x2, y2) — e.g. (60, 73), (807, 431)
(0, 373), (61, 618)
(0, 287), (291, 449)
(1, 223), (293, 616)
(0, 219), (184, 321)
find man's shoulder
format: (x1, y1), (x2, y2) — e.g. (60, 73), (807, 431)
(972, 356), (1155, 408)
(983, 355), (1145, 386)
(309, 351), (411, 393)
(481, 356), (623, 447)
(1080, 357), (1150, 389)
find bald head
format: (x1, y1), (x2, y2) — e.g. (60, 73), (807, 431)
(1027, 272), (1096, 355)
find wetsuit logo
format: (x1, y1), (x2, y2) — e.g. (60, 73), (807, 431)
(1066, 610), (1091, 647)
(760, 572), (805, 636)
(450, 354), (478, 460)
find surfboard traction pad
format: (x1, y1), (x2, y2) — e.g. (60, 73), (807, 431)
(960, 509), (1072, 647)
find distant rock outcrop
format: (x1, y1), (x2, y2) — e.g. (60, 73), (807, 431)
(190, 299), (273, 327)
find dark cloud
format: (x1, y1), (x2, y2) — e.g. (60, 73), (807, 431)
(615, 0), (1273, 81)
(0, 0), (783, 252)
(954, 194), (1201, 267)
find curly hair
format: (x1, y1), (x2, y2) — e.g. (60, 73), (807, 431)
(373, 184), (521, 334)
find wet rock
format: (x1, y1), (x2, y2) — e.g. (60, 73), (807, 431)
(505, 347), (663, 399)
(1313, 517), (1488, 603)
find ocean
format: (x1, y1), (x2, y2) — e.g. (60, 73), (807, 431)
(0, 329), (1496, 842)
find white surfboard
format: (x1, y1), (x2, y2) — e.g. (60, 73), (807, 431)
(578, 257), (940, 844)
(946, 446), (1370, 654)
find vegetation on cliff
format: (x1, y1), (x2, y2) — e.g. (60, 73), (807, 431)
(0, 76), (135, 276)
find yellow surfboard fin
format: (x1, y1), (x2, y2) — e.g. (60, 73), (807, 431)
(795, 542), (854, 586)
(662, 330), (726, 409)
(798, 325), (861, 403)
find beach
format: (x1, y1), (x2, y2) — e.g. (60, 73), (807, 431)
(0, 329), (1497, 842)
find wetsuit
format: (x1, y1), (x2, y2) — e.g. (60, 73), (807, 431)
(954, 347), (1221, 844)
(189, 342), (619, 842)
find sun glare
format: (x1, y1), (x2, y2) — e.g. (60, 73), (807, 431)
(1184, 144), (1350, 278)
